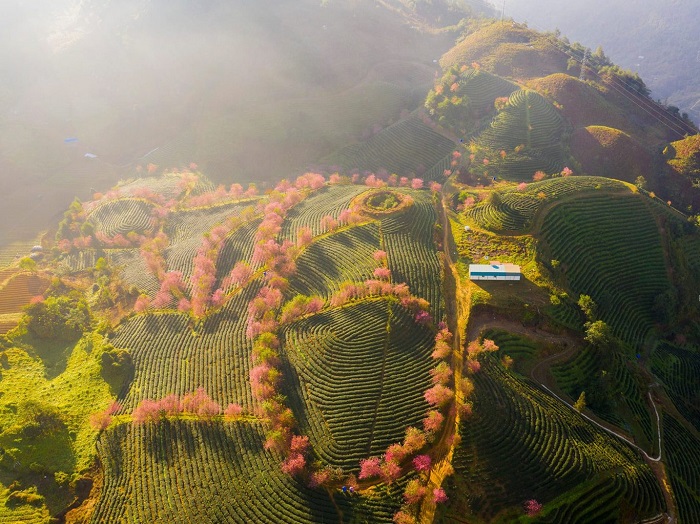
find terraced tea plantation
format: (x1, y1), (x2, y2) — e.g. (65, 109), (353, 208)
(107, 248), (162, 295)
(0, 272), (49, 334)
(449, 70), (518, 116)
(88, 199), (155, 238)
(282, 299), (434, 471)
(289, 223), (381, 299)
(381, 190), (444, 319)
(425, 68), (517, 135)
(5, 12), (700, 524)
(551, 344), (656, 452)
(27, 172), (447, 523)
(540, 193), (669, 347)
(164, 203), (255, 284)
(651, 343), (700, 431)
(111, 281), (263, 411)
(474, 89), (569, 180)
(92, 420), (405, 524)
(464, 176), (627, 233)
(322, 114), (456, 179)
(280, 185), (368, 242)
(662, 415), (700, 524)
(441, 358), (665, 523)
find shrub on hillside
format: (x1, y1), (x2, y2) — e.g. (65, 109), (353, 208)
(0, 400), (74, 475)
(6, 488), (44, 507)
(100, 348), (133, 391)
(23, 291), (91, 340)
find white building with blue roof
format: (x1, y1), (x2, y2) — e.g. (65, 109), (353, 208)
(469, 262), (521, 281)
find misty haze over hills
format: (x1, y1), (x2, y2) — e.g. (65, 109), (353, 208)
(498, 0), (700, 122)
(0, 0), (462, 243)
(3, 0), (696, 248)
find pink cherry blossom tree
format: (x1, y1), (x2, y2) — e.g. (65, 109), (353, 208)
(430, 362), (453, 385)
(320, 215), (339, 233)
(403, 427), (426, 452)
(524, 499), (543, 516)
(412, 454), (431, 472)
(373, 267), (391, 280)
(224, 403), (243, 419)
(433, 488), (448, 504)
(403, 479), (427, 504)
(134, 295), (150, 313)
(296, 226), (313, 248)
(373, 250), (387, 263)
(393, 511), (416, 524)
(424, 384), (454, 408)
(466, 360), (482, 374)
(359, 457), (382, 479)
(423, 410), (444, 433)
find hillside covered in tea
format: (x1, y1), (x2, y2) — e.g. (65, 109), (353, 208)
(1, 3), (700, 524)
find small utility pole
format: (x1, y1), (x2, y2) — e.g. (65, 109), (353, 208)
(501, 0), (506, 24)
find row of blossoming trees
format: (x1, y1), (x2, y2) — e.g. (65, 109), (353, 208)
(228, 172), (500, 523)
(85, 166), (492, 522)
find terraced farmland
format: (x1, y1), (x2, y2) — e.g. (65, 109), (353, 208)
(551, 346), (655, 451)
(59, 249), (101, 273)
(165, 202), (250, 245)
(489, 90), (565, 151)
(7, 12), (700, 523)
(214, 218), (262, 289)
(381, 190), (443, 319)
(108, 248), (161, 296)
(0, 237), (44, 268)
(279, 185), (368, 243)
(442, 357), (664, 522)
(88, 198), (155, 238)
(116, 173), (204, 201)
(662, 415), (700, 524)
(0, 496), (49, 524)
(0, 273), (49, 314)
(426, 68), (518, 134)
(651, 342), (700, 431)
(0, 272), (50, 334)
(453, 69), (518, 116)
(289, 223), (381, 299)
(475, 89), (568, 180)
(545, 296), (586, 331)
(91, 420), (404, 524)
(481, 328), (540, 374)
(0, 269), (17, 286)
(465, 176), (627, 232)
(540, 194), (669, 347)
(111, 280), (263, 411)
(678, 235), (700, 280)
(164, 202), (252, 281)
(323, 115), (456, 179)
(282, 299), (434, 471)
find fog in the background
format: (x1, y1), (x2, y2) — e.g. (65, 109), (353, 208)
(0, 0), (457, 244)
(497, 0), (700, 122)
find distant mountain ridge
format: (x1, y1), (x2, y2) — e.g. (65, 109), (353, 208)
(498, 0), (700, 123)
